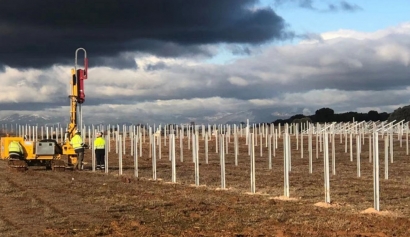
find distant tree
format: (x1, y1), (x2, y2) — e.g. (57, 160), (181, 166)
(289, 114), (305, 120)
(272, 107), (390, 124)
(332, 112), (357, 122)
(292, 117), (312, 124)
(368, 110), (379, 121)
(292, 117), (313, 131)
(388, 105), (410, 122)
(315, 108), (334, 123)
(300, 117), (312, 123)
(379, 112), (390, 121)
(271, 119), (287, 125)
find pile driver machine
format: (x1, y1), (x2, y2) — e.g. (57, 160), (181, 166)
(0, 48), (89, 171)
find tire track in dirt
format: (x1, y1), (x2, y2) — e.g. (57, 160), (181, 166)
(10, 170), (109, 224)
(1, 160), (132, 222)
(0, 168), (33, 235)
(0, 203), (21, 232)
(0, 164), (104, 234)
(3, 175), (69, 218)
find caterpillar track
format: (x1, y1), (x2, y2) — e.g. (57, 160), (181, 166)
(51, 160), (66, 172)
(7, 160), (28, 172)
(7, 159), (67, 172)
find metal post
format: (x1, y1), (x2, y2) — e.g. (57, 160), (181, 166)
(152, 134), (157, 180)
(220, 134), (226, 189)
(357, 134), (361, 177)
(284, 130), (289, 197)
(309, 126), (312, 174)
(251, 133), (256, 194)
(105, 135), (109, 174)
(205, 132), (209, 164)
(373, 132), (380, 211)
(180, 132), (183, 162)
(194, 134), (199, 186)
(92, 137), (95, 172)
(171, 134), (176, 183)
(384, 135), (388, 180)
(324, 132), (330, 203)
(119, 135), (123, 175)
(134, 135), (138, 177)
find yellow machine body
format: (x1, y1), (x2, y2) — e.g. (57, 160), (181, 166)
(1, 136), (62, 160)
(60, 67), (82, 166)
(1, 137), (31, 159)
(62, 142), (78, 166)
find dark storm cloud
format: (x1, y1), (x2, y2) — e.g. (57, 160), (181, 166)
(128, 40), (215, 58)
(0, 0), (288, 69)
(93, 55), (138, 70)
(78, 81), (279, 107)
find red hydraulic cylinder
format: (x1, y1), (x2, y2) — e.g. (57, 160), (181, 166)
(77, 57), (88, 104)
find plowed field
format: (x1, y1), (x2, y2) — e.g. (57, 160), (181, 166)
(0, 134), (409, 236)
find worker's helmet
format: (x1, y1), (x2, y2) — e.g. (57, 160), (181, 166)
(75, 130), (81, 134)
(97, 132), (102, 136)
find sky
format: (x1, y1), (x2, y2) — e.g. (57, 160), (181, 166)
(0, 0), (409, 125)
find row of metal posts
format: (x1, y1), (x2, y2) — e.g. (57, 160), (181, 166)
(2, 120), (409, 210)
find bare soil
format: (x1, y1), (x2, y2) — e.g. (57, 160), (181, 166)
(0, 134), (409, 236)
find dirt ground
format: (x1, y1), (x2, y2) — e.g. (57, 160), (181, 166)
(0, 133), (409, 236)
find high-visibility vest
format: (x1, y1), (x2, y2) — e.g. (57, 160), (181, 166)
(9, 141), (23, 153)
(70, 135), (83, 149)
(94, 137), (105, 149)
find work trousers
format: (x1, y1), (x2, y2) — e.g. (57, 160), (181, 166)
(75, 149), (85, 170)
(95, 149), (105, 168)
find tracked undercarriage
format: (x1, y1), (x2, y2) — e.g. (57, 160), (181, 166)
(50, 160), (66, 172)
(7, 158), (67, 172)
(7, 159), (28, 172)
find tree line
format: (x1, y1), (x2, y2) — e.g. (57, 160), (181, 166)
(271, 108), (390, 125)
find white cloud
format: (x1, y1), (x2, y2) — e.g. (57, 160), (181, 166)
(1, 22), (410, 124)
(319, 22), (410, 42)
(228, 76), (249, 86)
(375, 44), (410, 66)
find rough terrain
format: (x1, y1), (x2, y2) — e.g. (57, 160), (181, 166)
(0, 133), (409, 236)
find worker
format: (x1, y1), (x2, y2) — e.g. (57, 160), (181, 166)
(94, 132), (106, 170)
(70, 130), (85, 170)
(8, 140), (24, 159)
